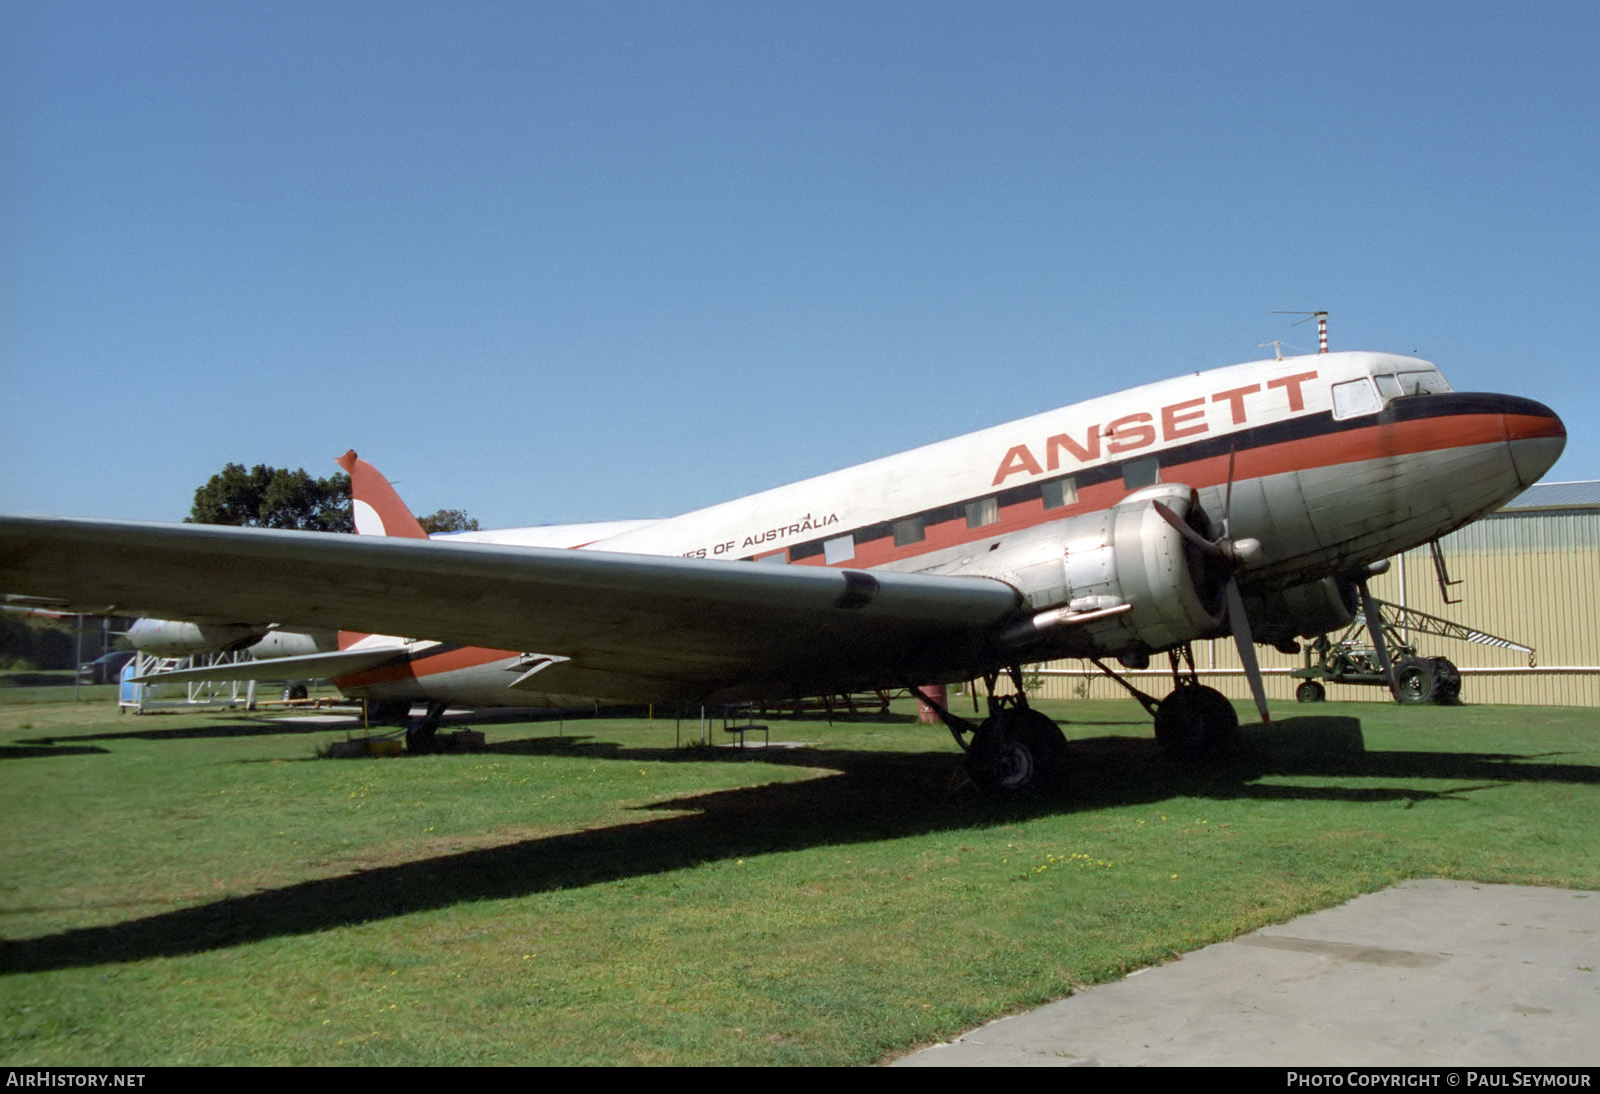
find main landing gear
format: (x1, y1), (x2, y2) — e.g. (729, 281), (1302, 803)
(405, 702), (450, 753)
(912, 667), (1070, 796)
(1093, 645), (1240, 762)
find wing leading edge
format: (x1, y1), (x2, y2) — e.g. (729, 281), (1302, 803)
(0, 515), (1023, 704)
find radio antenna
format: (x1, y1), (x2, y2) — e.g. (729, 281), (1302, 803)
(1273, 310), (1329, 354)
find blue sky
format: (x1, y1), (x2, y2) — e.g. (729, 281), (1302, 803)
(4, 1), (1595, 526)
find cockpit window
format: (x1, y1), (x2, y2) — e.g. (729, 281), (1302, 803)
(1338, 368), (1452, 419)
(1396, 369), (1450, 394)
(1332, 378), (1381, 419)
(1371, 369), (1451, 401)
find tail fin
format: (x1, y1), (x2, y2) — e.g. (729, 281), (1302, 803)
(337, 450), (429, 540)
(335, 450), (427, 651)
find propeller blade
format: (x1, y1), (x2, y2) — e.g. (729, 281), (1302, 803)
(1152, 500), (1227, 559)
(1224, 577), (1270, 725)
(1221, 447), (1237, 539)
(1358, 578), (1399, 699)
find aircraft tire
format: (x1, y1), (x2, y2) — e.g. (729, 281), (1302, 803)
(1296, 680), (1326, 703)
(1394, 658), (1439, 705)
(1154, 689), (1208, 761)
(967, 718), (1034, 794)
(1011, 708), (1071, 788)
(1155, 686), (1239, 760)
(966, 708), (1069, 795)
(1192, 685), (1240, 750)
(282, 683), (309, 702)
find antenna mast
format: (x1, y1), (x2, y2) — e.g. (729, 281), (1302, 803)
(1272, 310), (1330, 354)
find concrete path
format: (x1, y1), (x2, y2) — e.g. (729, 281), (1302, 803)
(894, 880), (1599, 1067)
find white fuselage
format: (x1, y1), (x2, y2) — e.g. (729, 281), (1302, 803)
(333, 351), (1565, 708)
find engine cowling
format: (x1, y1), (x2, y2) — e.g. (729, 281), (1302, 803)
(951, 484), (1227, 659)
(1244, 576), (1360, 651)
(247, 628), (339, 659)
(126, 619), (338, 659)
(127, 618), (269, 657)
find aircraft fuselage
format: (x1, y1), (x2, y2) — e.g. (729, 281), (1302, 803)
(328, 351), (1564, 707)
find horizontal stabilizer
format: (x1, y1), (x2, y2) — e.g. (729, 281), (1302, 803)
(132, 645), (408, 685)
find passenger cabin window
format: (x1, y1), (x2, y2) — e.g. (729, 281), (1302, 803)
(1332, 378), (1381, 419)
(965, 496), (999, 528)
(1041, 477), (1078, 510)
(1122, 457), (1159, 490)
(893, 517), (926, 547)
(823, 534), (855, 565)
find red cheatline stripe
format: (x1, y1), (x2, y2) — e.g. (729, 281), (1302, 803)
(336, 645), (520, 687)
(793, 410), (1553, 568)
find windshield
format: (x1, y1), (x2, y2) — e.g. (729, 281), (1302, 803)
(1331, 366), (1452, 420)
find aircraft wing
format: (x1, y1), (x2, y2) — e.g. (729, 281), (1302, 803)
(0, 516), (1023, 703)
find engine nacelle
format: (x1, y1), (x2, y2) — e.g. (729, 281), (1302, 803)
(247, 628), (339, 660)
(1244, 576), (1360, 651)
(952, 484), (1226, 658)
(127, 618), (269, 657)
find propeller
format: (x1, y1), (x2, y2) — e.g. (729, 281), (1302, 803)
(1151, 457), (1271, 725)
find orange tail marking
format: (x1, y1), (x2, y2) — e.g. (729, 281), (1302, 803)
(336, 450), (430, 650)
(337, 449), (429, 540)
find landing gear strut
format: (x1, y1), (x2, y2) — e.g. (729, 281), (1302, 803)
(1152, 647), (1239, 760)
(405, 701), (449, 753)
(1091, 646), (1240, 762)
(910, 667), (1070, 796)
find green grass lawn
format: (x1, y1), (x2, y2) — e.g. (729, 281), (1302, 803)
(2, 692), (1597, 1065)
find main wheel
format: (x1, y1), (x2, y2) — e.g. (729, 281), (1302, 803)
(1394, 657), (1438, 704)
(281, 683), (309, 702)
(1011, 708), (1071, 786)
(1192, 685), (1241, 751)
(1296, 680), (1326, 703)
(966, 707), (1069, 794)
(1155, 686), (1239, 760)
(1154, 689), (1208, 761)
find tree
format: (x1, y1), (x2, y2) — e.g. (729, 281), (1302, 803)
(418, 509), (481, 534)
(0, 613), (74, 670)
(188, 464), (353, 532)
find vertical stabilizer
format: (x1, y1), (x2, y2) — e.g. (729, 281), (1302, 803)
(336, 450), (429, 540)
(334, 450), (428, 651)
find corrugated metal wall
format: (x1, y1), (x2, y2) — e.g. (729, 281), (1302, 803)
(1029, 507), (1600, 707)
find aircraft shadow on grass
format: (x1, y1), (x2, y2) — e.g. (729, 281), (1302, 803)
(0, 743), (109, 759)
(6, 705), (647, 748)
(5, 703), (918, 750)
(12, 719), (347, 747)
(3, 714), (1596, 975)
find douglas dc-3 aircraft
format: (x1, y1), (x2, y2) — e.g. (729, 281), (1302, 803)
(0, 350), (1565, 792)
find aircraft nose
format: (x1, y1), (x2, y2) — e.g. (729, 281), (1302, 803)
(1499, 395), (1566, 487)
